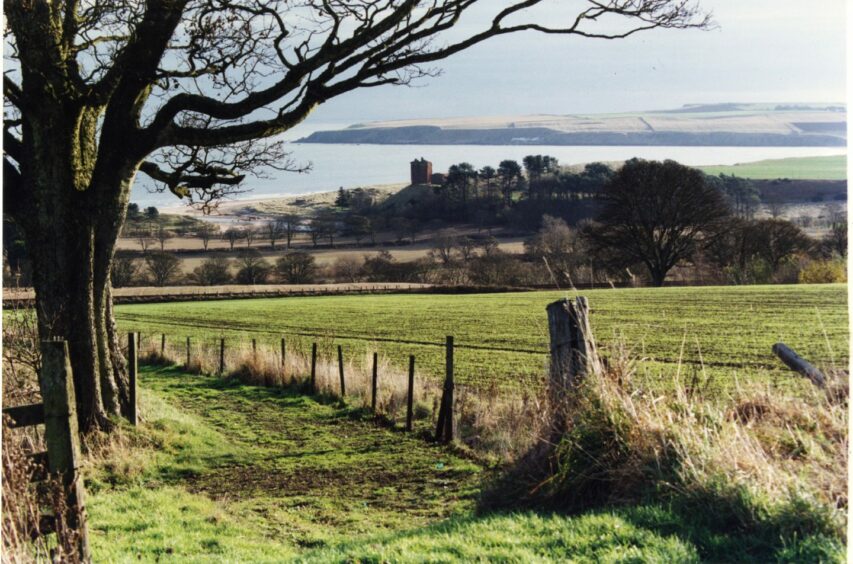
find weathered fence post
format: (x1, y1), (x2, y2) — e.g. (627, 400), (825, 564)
(161, 333), (166, 355)
(219, 338), (226, 374)
(281, 337), (286, 370)
(310, 343), (318, 392)
(547, 297), (600, 390)
(371, 352), (378, 411)
(435, 336), (455, 443)
(546, 297), (600, 423)
(772, 343), (827, 388)
(128, 332), (138, 426)
(252, 338), (257, 360)
(406, 355), (415, 432)
(40, 340), (91, 562)
(337, 345), (346, 397)
(185, 336), (191, 368)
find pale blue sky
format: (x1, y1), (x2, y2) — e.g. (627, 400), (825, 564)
(292, 0), (847, 131)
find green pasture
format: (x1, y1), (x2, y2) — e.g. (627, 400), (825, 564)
(698, 154), (847, 180)
(115, 284), (848, 394)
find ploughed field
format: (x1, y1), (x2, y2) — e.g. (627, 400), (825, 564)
(115, 284), (848, 395)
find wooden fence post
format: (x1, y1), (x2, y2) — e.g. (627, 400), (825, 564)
(772, 343), (826, 388)
(547, 297), (600, 390)
(281, 337), (286, 370)
(252, 338), (257, 360)
(219, 338), (226, 375)
(371, 352), (378, 411)
(161, 333), (166, 355)
(186, 336), (191, 368)
(337, 345), (346, 397)
(40, 340), (91, 562)
(435, 336), (454, 443)
(310, 343), (317, 392)
(128, 332), (138, 426)
(406, 355), (415, 432)
(546, 297), (600, 424)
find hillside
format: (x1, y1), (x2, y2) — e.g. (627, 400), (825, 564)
(298, 103), (846, 147)
(697, 154), (847, 180)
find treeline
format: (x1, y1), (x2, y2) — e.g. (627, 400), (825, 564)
(108, 211), (845, 288)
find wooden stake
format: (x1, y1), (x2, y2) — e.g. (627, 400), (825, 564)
(40, 340), (91, 561)
(219, 338), (225, 374)
(128, 332), (138, 426)
(406, 355), (415, 432)
(371, 352), (378, 411)
(772, 342), (826, 388)
(435, 336), (454, 443)
(443, 336), (454, 442)
(281, 337), (286, 369)
(338, 345), (346, 396)
(310, 343), (317, 392)
(161, 333), (166, 355)
(186, 336), (191, 368)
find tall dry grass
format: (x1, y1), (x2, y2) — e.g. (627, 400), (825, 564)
(489, 338), (848, 550)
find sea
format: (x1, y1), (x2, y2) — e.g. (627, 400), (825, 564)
(133, 123), (847, 209)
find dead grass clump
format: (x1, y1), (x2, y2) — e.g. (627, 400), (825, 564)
(500, 345), (848, 549)
(2, 416), (84, 563)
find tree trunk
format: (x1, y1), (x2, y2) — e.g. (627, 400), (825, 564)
(15, 113), (133, 433)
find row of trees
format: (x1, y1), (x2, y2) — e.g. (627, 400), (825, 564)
(112, 249), (319, 287)
(110, 207), (845, 290)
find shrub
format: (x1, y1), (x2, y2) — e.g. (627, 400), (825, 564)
(234, 250), (271, 284)
(276, 252), (317, 283)
(799, 259), (847, 284)
(190, 256), (232, 285)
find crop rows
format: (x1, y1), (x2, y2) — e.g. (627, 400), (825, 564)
(115, 284), (848, 395)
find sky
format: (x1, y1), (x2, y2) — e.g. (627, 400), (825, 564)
(285, 0), (847, 136)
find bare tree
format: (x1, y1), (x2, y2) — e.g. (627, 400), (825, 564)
(223, 228), (242, 251)
(110, 255), (140, 288)
(429, 231), (458, 265)
(277, 252), (317, 284)
(332, 257), (363, 283)
(190, 256), (232, 285)
(241, 226), (257, 248)
(235, 249), (272, 284)
(280, 214), (301, 249)
(196, 223), (219, 251)
(135, 228), (155, 253)
(266, 219), (284, 250)
(155, 224), (174, 251)
(3, 1), (708, 430)
(144, 252), (182, 287)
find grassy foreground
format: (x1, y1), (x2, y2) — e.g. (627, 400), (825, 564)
(85, 366), (843, 562)
(115, 284), (848, 393)
(86, 366), (705, 562)
(697, 154), (847, 180)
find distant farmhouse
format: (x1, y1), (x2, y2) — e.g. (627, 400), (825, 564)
(410, 158), (432, 184)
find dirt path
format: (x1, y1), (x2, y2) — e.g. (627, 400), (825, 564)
(137, 366), (483, 544)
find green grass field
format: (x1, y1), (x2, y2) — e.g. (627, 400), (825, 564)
(115, 284), (848, 394)
(698, 154), (847, 180)
(84, 366), (840, 562)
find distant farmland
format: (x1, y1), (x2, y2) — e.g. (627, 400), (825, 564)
(116, 284), (848, 395)
(698, 154), (847, 180)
